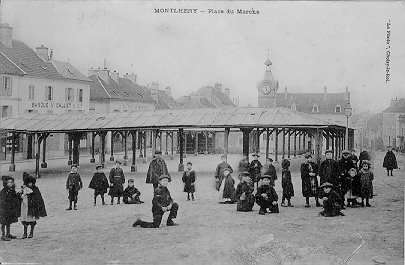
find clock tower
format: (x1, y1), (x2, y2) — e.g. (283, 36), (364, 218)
(257, 56), (278, 108)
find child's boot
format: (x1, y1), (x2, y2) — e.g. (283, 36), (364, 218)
(187, 193), (190, 201)
(366, 198), (371, 207)
(191, 193), (195, 201)
(73, 203), (77, 210)
(22, 225), (28, 239)
(28, 225), (34, 238)
(117, 197), (121, 204)
(66, 201), (73, 210)
(258, 207), (267, 215)
(288, 199), (293, 207)
(102, 196), (106, 205)
(360, 199), (365, 207)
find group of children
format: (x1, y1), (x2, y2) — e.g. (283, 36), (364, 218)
(0, 173), (47, 241)
(66, 161), (144, 210)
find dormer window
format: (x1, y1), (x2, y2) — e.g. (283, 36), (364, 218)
(290, 103), (296, 111)
(335, 105), (342, 113)
(312, 104), (319, 113)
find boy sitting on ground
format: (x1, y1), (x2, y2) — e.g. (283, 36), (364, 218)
(255, 175), (279, 215)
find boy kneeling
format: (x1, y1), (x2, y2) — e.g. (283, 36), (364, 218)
(255, 175), (279, 215)
(132, 175), (179, 228)
(318, 182), (345, 217)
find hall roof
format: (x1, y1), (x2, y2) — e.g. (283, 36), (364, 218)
(0, 107), (350, 133)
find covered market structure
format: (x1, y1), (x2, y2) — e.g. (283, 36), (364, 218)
(0, 107), (354, 177)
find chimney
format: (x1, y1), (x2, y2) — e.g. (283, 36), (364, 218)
(110, 70), (119, 84)
(149, 82), (159, 101)
(49, 49), (54, 60)
(123, 72), (137, 84)
(344, 85), (350, 102)
(165, 86), (172, 96)
(323, 86), (328, 101)
(284, 86), (288, 99)
(214, 83), (222, 91)
(88, 67), (110, 83)
(0, 23), (13, 48)
(36, 45), (49, 61)
(224, 88), (230, 98)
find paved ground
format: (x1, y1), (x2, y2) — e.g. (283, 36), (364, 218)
(0, 151), (403, 265)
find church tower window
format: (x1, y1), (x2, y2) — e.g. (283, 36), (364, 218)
(312, 104), (319, 113)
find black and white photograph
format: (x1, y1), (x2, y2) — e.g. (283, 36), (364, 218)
(0, 1), (404, 264)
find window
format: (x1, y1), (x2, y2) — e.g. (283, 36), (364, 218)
(2, 76), (12, 96)
(45, 86), (53, 100)
(27, 109), (38, 114)
(335, 105), (342, 113)
(312, 104), (319, 113)
(28, 85), (35, 100)
(290, 103), (296, 111)
(2, 106), (12, 117)
(65, 88), (74, 101)
(78, 89), (83, 102)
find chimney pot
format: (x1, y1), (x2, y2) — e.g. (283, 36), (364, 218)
(0, 23), (13, 48)
(36, 45), (49, 61)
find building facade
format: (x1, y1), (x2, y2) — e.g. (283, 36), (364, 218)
(382, 98), (405, 149)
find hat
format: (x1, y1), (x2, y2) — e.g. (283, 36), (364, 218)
(260, 174), (271, 180)
(325, 150), (333, 154)
(240, 171), (251, 177)
(342, 150), (350, 155)
(221, 154), (227, 159)
(304, 153), (312, 159)
(2, 176), (14, 187)
(320, 182), (333, 188)
(361, 160), (371, 166)
(155, 150), (162, 155)
(96, 165), (103, 170)
(115, 160), (122, 164)
(71, 164), (78, 168)
(158, 174), (170, 181)
(128, 179), (134, 183)
(223, 168), (231, 173)
(282, 159), (290, 169)
(186, 161), (193, 165)
(23, 172), (36, 186)
(267, 158), (274, 162)
(252, 153), (260, 157)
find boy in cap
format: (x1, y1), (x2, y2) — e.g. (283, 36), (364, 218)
(66, 165), (82, 210)
(281, 159), (294, 207)
(318, 182), (344, 217)
(89, 165), (109, 206)
(132, 175), (179, 228)
(146, 150), (170, 191)
(249, 153), (263, 188)
(123, 179), (143, 204)
(255, 175), (279, 215)
(300, 153), (321, 207)
(182, 162), (196, 201)
(262, 157), (277, 184)
(109, 161), (125, 205)
(235, 171), (255, 212)
(215, 155), (233, 191)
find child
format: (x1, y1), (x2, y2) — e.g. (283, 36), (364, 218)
(281, 159), (294, 207)
(238, 155), (250, 181)
(89, 165), (109, 206)
(235, 171), (255, 212)
(123, 179), (143, 204)
(215, 155), (233, 191)
(249, 153), (263, 188)
(345, 168), (359, 207)
(358, 160), (374, 207)
(66, 164), (83, 210)
(109, 161), (125, 205)
(182, 162), (196, 201)
(300, 153), (321, 207)
(218, 168), (236, 204)
(132, 175), (179, 228)
(318, 182), (344, 217)
(255, 175), (279, 215)
(20, 172), (47, 239)
(0, 176), (21, 241)
(262, 157), (277, 184)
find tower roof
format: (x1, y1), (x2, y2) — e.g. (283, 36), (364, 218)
(265, 58), (272, 66)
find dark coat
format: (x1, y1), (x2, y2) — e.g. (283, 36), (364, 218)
(321, 189), (343, 217)
(146, 158), (170, 184)
(318, 159), (340, 187)
(182, 170), (196, 193)
(358, 169), (374, 199)
(66, 172), (83, 192)
(89, 172), (109, 194)
(281, 169), (294, 198)
(235, 181), (254, 211)
(215, 162), (233, 184)
(383, 151), (398, 170)
(300, 162), (319, 197)
(109, 167), (125, 197)
(337, 157), (356, 194)
(0, 187), (21, 225)
(262, 164), (277, 182)
(249, 160), (263, 182)
(123, 186), (141, 204)
(238, 160), (250, 175)
(255, 184), (278, 209)
(152, 186), (173, 212)
(221, 175), (236, 201)
(350, 154), (359, 169)
(27, 186), (47, 218)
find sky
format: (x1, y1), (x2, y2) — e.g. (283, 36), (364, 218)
(2, 1), (405, 113)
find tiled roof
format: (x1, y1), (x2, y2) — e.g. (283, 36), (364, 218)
(383, 100), (405, 113)
(51, 60), (90, 82)
(155, 90), (181, 110)
(194, 86), (235, 107)
(0, 40), (63, 80)
(118, 78), (156, 103)
(276, 92), (349, 114)
(176, 95), (217, 109)
(0, 52), (24, 75)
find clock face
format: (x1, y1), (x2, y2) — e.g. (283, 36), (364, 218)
(261, 85), (271, 94)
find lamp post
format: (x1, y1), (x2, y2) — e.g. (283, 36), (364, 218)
(344, 102), (352, 150)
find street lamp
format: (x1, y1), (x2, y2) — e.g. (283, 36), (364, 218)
(344, 102), (352, 150)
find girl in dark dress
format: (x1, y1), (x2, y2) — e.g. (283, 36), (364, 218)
(89, 165), (109, 206)
(0, 176), (21, 241)
(358, 160), (374, 207)
(218, 168), (236, 203)
(182, 162), (196, 201)
(281, 159), (294, 207)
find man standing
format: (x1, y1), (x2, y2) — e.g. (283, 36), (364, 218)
(109, 161), (125, 205)
(215, 154), (233, 191)
(146, 150), (170, 190)
(249, 153), (262, 188)
(383, 146), (398, 176)
(300, 153), (321, 207)
(237, 155), (250, 181)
